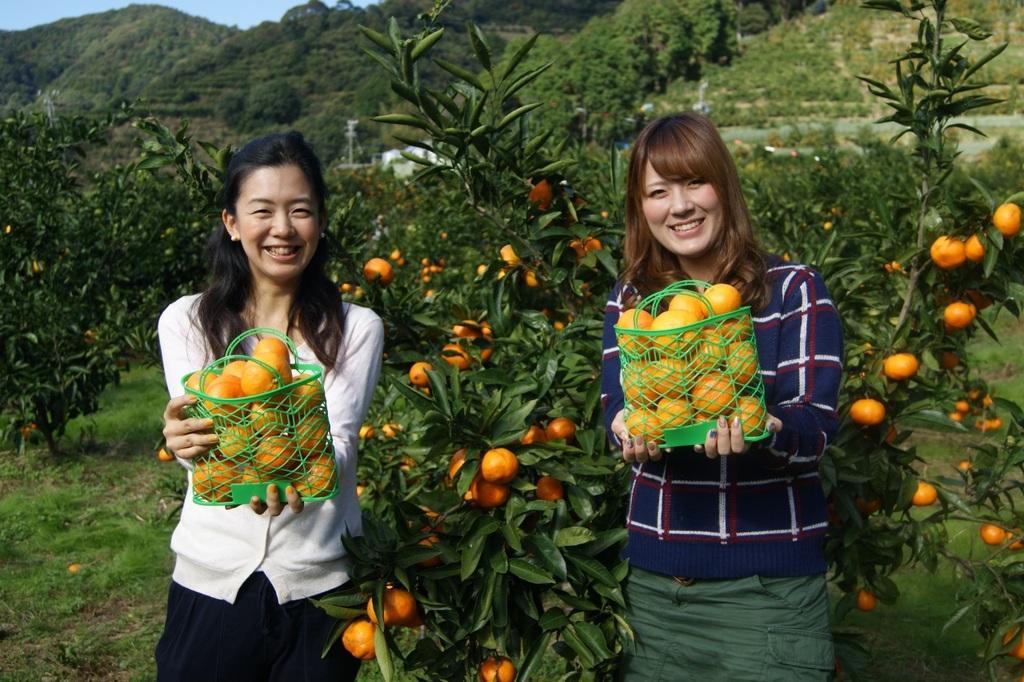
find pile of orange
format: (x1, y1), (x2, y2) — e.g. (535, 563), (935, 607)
(615, 283), (768, 442)
(183, 333), (335, 504)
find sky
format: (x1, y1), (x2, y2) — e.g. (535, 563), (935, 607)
(1, 0), (378, 31)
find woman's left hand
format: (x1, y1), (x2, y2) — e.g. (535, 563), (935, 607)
(248, 484), (304, 516)
(696, 414), (783, 458)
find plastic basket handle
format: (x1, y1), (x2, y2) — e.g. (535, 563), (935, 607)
(224, 326), (299, 359)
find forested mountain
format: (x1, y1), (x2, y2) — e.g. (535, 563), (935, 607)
(2, 0), (1018, 164)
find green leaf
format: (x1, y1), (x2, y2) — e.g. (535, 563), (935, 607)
(895, 409), (966, 433)
(498, 34), (538, 83)
(948, 17), (992, 40)
(460, 516), (500, 581)
(525, 533), (567, 580)
(434, 58), (484, 90)
(554, 526), (597, 547)
(573, 621), (614, 662)
(358, 25), (394, 54)
(374, 625), (393, 681)
(468, 23), (492, 71)
(372, 113), (437, 133)
(496, 102), (542, 130)
(538, 608), (569, 631)
(962, 42), (1008, 81)
(567, 554), (619, 588)
(410, 28), (445, 61)
(517, 630), (554, 681)
(508, 558), (556, 584)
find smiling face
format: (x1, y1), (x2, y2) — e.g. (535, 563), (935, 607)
(222, 164), (323, 293)
(640, 161), (723, 276)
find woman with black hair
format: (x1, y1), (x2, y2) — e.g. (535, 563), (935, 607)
(156, 131), (382, 680)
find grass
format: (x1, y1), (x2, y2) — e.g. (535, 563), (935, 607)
(1, 316), (1022, 680)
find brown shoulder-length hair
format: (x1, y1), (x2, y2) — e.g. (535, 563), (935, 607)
(621, 113), (769, 312)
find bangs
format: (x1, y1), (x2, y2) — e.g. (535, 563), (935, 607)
(642, 121), (714, 182)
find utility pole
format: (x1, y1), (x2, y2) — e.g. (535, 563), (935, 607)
(345, 119), (359, 166)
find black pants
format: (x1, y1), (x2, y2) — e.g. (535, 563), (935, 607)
(155, 572), (361, 681)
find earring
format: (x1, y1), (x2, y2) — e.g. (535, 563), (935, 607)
(230, 235), (240, 242)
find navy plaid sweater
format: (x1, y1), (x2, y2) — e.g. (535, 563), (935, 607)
(600, 258), (844, 579)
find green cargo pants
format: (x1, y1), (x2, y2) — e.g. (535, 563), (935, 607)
(619, 567), (835, 681)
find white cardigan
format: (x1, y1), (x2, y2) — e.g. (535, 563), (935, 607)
(158, 295), (383, 604)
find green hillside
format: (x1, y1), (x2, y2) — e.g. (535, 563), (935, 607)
(656, 0), (1023, 126)
(0, 5), (236, 111)
(1, 0), (1019, 163)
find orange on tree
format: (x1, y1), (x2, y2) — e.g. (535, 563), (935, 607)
(948, 411), (963, 423)
(535, 475), (564, 501)
(882, 353), (919, 381)
(447, 448), (467, 482)
(545, 417), (577, 442)
(993, 202), (1021, 237)
(855, 589), (877, 612)
(957, 459), (972, 472)
(702, 283), (742, 315)
(452, 320), (483, 339)
(980, 523), (1007, 546)
(363, 257), (394, 285)
(499, 244), (521, 267)
(441, 343), (472, 371)
(479, 655), (516, 682)
(528, 179), (553, 210)
(943, 301), (975, 330)
(520, 424), (546, 445)
(480, 447), (519, 484)
(911, 481), (938, 506)
(964, 234), (985, 262)
(1003, 628), (1024, 660)
(342, 618), (376, 661)
(855, 497), (881, 516)
(466, 475), (510, 509)
(940, 351), (960, 370)
(522, 270), (540, 288)
(929, 235), (966, 269)
(850, 398), (886, 426)
(368, 585), (420, 627)
(955, 400), (970, 414)
(690, 372), (735, 416)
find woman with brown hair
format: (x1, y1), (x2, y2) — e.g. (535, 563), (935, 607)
(600, 113), (843, 680)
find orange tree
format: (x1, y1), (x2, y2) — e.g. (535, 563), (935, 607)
(307, 10), (632, 682)
(745, 1), (1024, 675)
(0, 108), (203, 453)
(329, 4), (1024, 681)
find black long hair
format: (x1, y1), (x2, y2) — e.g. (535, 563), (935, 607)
(196, 131), (344, 369)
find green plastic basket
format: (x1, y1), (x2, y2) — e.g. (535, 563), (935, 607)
(614, 280), (769, 448)
(182, 327), (338, 506)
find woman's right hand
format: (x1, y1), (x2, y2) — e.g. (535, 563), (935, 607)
(161, 395), (217, 460)
(611, 409), (663, 464)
